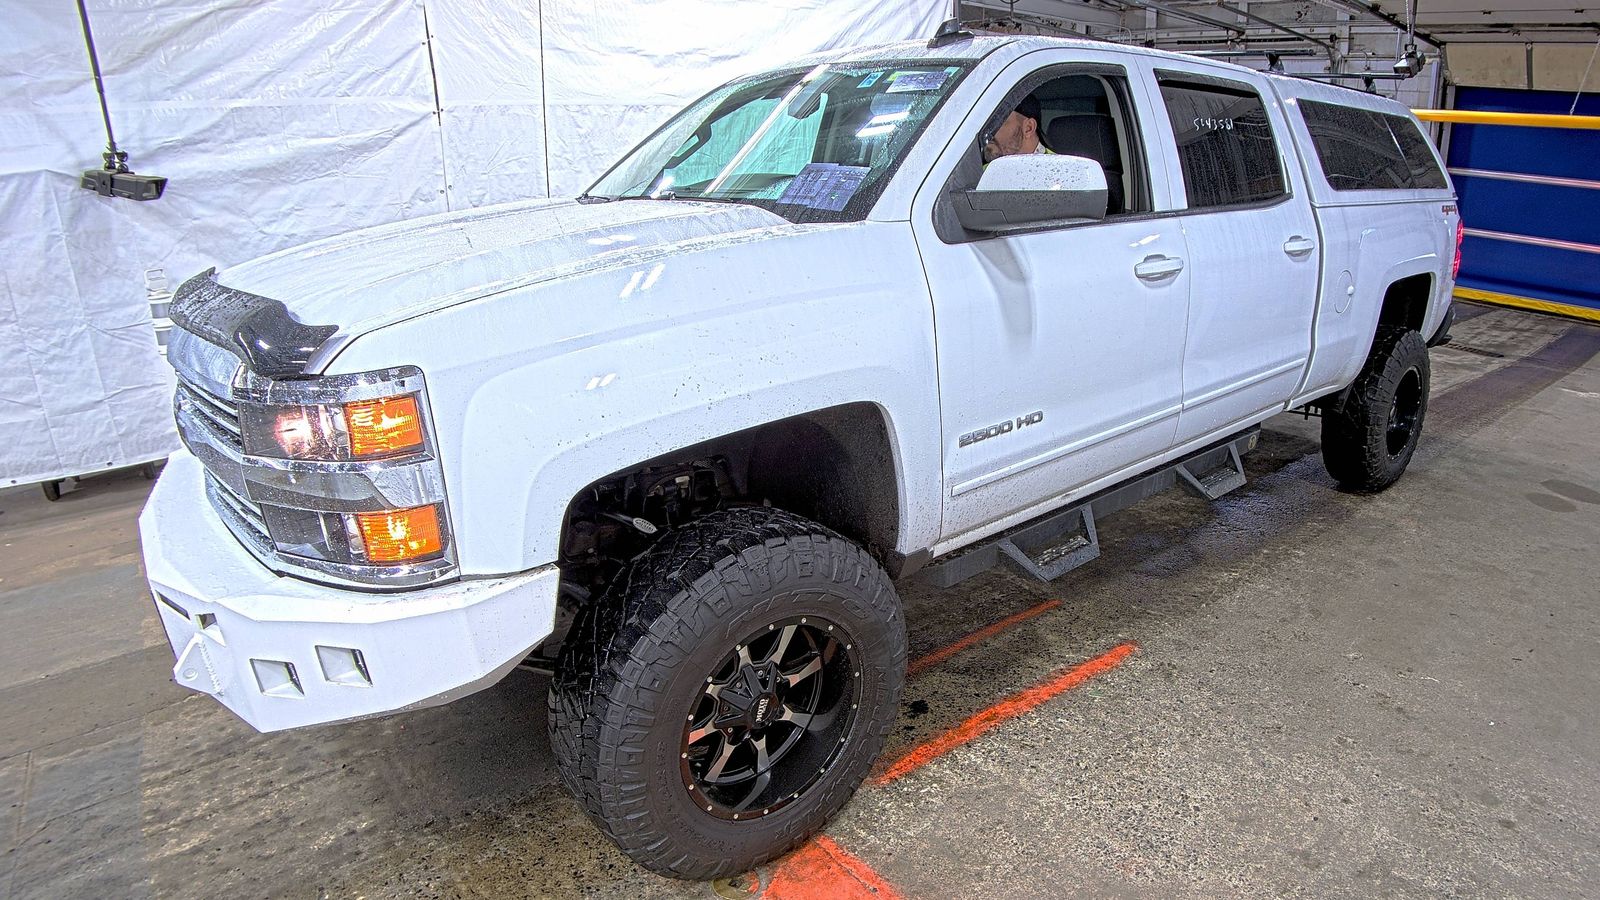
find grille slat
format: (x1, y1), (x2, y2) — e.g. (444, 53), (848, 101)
(205, 472), (270, 543)
(178, 382), (243, 447)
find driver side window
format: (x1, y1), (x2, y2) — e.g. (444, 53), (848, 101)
(961, 69), (1151, 219)
(1032, 75), (1147, 216)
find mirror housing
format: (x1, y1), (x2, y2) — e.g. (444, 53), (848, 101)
(952, 154), (1108, 233)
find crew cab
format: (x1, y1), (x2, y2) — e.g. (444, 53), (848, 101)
(140, 30), (1460, 879)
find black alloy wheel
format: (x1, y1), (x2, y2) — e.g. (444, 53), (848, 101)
(549, 507), (905, 880)
(1321, 325), (1431, 493)
(1386, 366), (1423, 457)
(682, 617), (857, 819)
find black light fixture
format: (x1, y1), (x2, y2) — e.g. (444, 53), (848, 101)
(75, 0), (166, 201)
(1391, 43), (1427, 78)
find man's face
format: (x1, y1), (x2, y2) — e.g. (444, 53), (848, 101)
(982, 112), (1037, 163)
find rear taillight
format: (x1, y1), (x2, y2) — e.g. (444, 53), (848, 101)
(1452, 220), (1464, 279)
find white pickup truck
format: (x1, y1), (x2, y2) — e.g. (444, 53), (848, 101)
(140, 30), (1460, 878)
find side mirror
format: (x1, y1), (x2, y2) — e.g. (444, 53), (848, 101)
(951, 154), (1108, 233)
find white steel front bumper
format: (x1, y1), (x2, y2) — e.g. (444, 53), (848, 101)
(139, 451), (559, 732)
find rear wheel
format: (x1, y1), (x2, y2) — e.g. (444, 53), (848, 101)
(1321, 326), (1431, 492)
(548, 507), (904, 879)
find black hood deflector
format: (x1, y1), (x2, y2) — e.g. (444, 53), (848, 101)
(169, 268), (337, 378)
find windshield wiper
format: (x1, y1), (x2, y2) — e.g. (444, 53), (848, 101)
(614, 192), (749, 205)
(576, 192), (615, 203)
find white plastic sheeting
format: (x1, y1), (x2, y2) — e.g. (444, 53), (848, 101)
(0, 0), (942, 487)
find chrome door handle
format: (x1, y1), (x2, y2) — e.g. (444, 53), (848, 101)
(1283, 236), (1316, 257)
(1134, 255), (1184, 280)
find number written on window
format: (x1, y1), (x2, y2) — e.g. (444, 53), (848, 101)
(1157, 75), (1286, 209)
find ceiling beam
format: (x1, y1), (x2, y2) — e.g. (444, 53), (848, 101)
(1308, 0), (1444, 47)
(1209, 1), (1342, 52)
(1110, 0), (1252, 33)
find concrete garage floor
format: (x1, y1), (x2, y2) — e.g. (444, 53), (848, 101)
(2, 301), (1598, 899)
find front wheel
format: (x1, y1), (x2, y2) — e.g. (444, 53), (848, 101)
(1321, 326), (1431, 492)
(548, 507), (905, 880)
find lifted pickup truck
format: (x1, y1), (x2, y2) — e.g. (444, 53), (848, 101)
(141, 31), (1460, 878)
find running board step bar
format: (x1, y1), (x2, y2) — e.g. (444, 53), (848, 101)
(1175, 441), (1247, 501)
(921, 428), (1260, 588)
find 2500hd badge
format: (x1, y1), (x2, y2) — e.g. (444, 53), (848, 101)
(959, 410), (1045, 447)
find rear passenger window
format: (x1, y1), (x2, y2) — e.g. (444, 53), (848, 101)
(1385, 114), (1449, 189)
(1156, 74), (1285, 209)
(1298, 99), (1448, 191)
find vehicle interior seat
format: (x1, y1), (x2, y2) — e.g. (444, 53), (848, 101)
(1045, 112), (1125, 215)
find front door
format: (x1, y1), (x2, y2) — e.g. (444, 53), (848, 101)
(910, 52), (1192, 549)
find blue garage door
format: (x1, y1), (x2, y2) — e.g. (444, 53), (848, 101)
(1447, 86), (1600, 318)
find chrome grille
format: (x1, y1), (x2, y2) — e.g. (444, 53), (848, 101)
(177, 381), (243, 449)
(205, 472), (269, 545)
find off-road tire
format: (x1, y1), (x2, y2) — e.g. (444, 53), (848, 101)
(1321, 326), (1430, 492)
(548, 507), (905, 880)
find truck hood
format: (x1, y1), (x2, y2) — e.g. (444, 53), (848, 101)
(217, 198), (793, 338)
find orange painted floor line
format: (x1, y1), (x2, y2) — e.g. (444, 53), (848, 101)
(873, 641), (1139, 786)
(764, 834), (903, 900)
(905, 599), (1063, 679)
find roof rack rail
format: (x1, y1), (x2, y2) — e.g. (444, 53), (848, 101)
(1280, 70), (1413, 93)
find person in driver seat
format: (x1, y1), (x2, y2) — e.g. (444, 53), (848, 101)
(982, 94), (1053, 164)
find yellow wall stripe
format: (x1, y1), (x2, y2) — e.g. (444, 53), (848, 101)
(1413, 109), (1600, 130)
(1455, 287), (1600, 323)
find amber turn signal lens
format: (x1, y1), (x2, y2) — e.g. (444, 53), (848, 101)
(345, 395), (424, 459)
(353, 505), (444, 563)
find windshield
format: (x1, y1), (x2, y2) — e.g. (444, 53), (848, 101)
(585, 61), (972, 223)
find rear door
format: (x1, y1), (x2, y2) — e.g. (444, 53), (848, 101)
(1145, 63), (1322, 444)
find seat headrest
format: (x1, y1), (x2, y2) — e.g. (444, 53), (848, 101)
(1045, 113), (1120, 172)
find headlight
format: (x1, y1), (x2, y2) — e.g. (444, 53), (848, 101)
(240, 393), (426, 460)
(180, 363), (458, 588)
